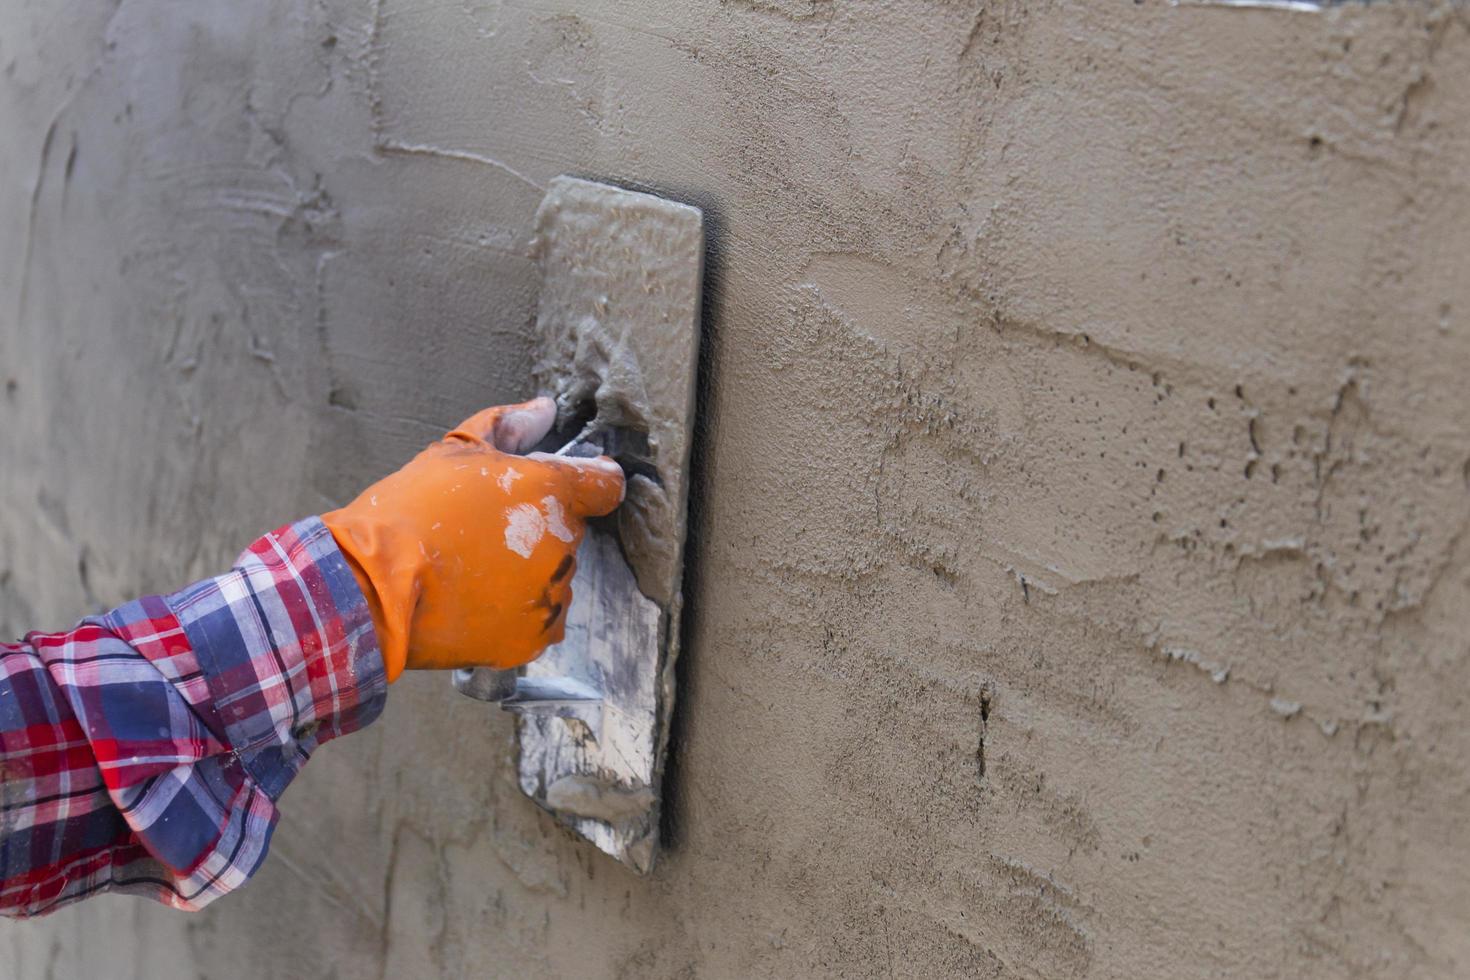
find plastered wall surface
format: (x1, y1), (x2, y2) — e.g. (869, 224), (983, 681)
(2, 0), (1468, 976)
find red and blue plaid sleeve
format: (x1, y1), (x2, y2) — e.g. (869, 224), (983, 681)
(0, 517), (385, 917)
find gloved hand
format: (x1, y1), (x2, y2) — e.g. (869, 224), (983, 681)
(322, 397), (624, 681)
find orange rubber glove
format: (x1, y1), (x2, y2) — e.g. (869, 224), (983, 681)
(322, 397), (625, 682)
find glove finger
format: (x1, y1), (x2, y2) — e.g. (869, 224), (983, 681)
(526, 453), (627, 517)
(447, 397), (556, 452)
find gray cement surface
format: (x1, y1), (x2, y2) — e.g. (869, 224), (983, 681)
(2, 1), (1468, 977)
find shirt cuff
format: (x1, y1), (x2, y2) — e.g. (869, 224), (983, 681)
(163, 517), (387, 799)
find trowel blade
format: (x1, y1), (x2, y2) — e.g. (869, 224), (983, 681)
(454, 176), (703, 874)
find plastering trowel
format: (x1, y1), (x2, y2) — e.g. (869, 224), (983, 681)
(453, 176), (703, 873)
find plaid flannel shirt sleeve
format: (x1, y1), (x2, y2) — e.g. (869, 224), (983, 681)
(0, 517), (386, 917)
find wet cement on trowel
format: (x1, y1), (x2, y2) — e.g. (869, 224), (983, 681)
(531, 177), (703, 608)
(513, 176), (703, 871)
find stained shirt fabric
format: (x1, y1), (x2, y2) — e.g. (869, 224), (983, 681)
(0, 518), (385, 917)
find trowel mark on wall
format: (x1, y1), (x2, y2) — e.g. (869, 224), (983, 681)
(1176, 0), (1324, 10)
(988, 855), (1094, 972)
(375, 140), (545, 192)
(724, 0), (833, 22)
(988, 752), (1104, 858)
(902, 857), (1093, 977)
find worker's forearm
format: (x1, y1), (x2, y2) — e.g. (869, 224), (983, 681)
(0, 518), (385, 918)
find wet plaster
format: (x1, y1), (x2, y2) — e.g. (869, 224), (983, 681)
(3, 0), (1470, 977)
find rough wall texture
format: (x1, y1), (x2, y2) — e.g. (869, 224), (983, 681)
(3, 0), (1469, 977)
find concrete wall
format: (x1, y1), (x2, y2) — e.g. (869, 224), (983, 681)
(3, 0), (1469, 976)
